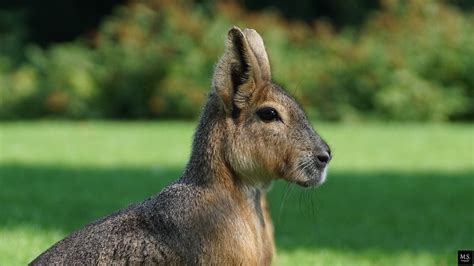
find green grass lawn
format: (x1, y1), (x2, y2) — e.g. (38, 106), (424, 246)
(0, 121), (473, 265)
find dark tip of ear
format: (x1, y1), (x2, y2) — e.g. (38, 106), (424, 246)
(227, 26), (245, 48)
(228, 26), (243, 37)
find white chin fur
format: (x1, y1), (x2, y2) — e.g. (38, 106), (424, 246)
(318, 166), (328, 185)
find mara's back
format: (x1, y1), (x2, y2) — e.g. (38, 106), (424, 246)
(31, 182), (195, 264)
(31, 27), (331, 265)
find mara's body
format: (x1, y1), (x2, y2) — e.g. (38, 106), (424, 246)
(31, 180), (274, 265)
(31, 27), (331, 265)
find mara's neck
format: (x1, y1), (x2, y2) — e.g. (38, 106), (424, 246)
(180, 92), (267, 223)
(181, 92), (236, 188)
(181, 93), (268, 193)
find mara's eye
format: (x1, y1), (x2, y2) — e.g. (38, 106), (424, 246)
(256, 107), (280, 122)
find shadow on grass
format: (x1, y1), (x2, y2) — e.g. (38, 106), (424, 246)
(1, 163), (472, 254)
(270, 170), (474, 254)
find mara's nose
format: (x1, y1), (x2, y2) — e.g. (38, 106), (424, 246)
(316, 150), (331, 167)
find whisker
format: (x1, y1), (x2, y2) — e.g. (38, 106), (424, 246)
(303, 189), (312, 220)
(297, 188), (303, 217)
(278, 183), (292, 222)
(308, 186), (316, 220)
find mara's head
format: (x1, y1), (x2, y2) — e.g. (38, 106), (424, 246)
(212, 27), (331, 188)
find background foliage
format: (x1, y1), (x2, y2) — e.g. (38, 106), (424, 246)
(0, 0), (473, 121)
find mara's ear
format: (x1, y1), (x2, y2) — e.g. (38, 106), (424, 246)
(212, 26), (271, 116)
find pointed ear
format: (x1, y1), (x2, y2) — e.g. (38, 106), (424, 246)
(212, 27), (271, 117)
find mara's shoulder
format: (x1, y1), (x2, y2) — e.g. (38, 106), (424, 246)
(143, 181), (209, 211)
(138, 180), (220, 224)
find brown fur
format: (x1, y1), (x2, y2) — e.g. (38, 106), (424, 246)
(31, 27), (330, 265)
